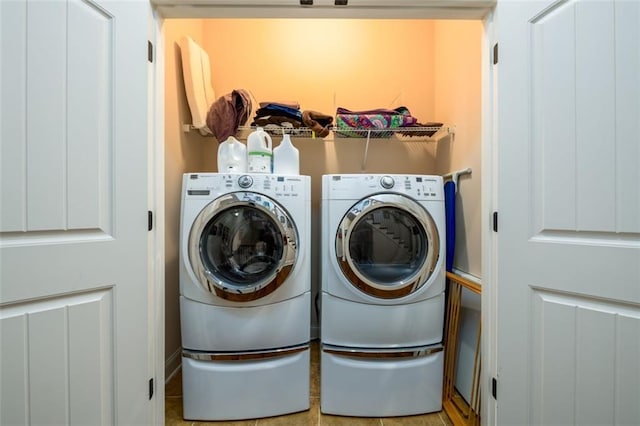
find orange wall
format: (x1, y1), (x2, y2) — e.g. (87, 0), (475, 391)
(203, 19), (436, 122)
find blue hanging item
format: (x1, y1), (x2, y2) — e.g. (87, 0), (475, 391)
(444, 180), (456, 272)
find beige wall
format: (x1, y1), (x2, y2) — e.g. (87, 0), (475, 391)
(432, 20), (483, 401)
(163, 18), (483, 368)
(163, 18), (219, 376)
(434, 20), (483, 279)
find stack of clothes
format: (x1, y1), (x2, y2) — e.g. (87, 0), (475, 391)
(252, 101), (333, 138)
(252, 101), (304, 135)
(335, 106), (442, 138)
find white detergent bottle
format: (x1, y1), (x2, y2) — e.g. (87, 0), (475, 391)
(273, 134), (300, 175)
(217, 136), (247, 173)
(247, 127), (273, 173)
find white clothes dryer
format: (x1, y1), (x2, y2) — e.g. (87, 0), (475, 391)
(179, 173), (311, 421)
(320, 174), (446, 417)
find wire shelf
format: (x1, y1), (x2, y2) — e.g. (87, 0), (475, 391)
(231, 125), (452, 142)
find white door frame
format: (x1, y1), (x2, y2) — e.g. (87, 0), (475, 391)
(481, 8), (498, 425)
(148, 3), (498, 425)
(150, 6), (167, 425)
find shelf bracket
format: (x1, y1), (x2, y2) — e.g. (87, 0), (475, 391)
(361, 130), (372, 171)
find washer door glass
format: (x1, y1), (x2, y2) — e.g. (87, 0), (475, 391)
(189, 192), (298, 301)
(336, 194), (439, 299)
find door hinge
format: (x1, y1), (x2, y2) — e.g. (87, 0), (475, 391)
(492, 377), (497, 399)
(493, 43), (498, 65)
(148, 211), (153, 231)
(492, 211), (498, 232)
(299, 0), (313, 5)
(148, 41), (153, 63)
(149, 378), (154, 400)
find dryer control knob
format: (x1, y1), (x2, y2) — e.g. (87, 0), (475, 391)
(380, 176), (395, 189)
(238, 175), (253, 188)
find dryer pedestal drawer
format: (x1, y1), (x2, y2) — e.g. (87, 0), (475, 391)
(321, 292), (444, 348)
(320, 345), (443, 417)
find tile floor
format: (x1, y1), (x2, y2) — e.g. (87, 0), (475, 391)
(165, 341), (452, 426)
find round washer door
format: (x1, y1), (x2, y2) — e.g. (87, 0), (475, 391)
(335, 193), (440, 299)
(188, 192), (298, 301)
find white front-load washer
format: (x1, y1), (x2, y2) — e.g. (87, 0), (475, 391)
(179, 173), (311, 421)
(320, 174), (446, 417)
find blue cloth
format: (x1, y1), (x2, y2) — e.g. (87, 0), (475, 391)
(444, 181), (456, 272)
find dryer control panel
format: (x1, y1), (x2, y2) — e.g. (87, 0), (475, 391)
(322, 174), (444, 201)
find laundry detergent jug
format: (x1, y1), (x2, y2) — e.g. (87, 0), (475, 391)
(217, 136), (247, 173)
(247, 127), (273, 173)
(273, 134), (300, 175)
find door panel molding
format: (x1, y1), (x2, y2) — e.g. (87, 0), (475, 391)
(0, 287), (115, 426)
(530, 288), (640, 425)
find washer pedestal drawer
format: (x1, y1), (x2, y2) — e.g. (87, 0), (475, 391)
(182, 348), (310, 421)
(180, 293), (310, 351)
(320, 344), (443, 417)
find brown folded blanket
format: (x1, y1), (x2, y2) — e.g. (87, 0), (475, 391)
(399, 122), (443, 137)
(302, 110), (333, 138)
(253, 115), (303, 129)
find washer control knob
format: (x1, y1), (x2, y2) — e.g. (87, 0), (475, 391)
(380, 176), (395, 189)
(238, 175), (253, 188)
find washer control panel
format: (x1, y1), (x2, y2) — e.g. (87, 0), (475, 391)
(184, 173), (307, 198)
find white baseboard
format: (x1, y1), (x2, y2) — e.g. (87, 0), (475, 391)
(165, 347), (182, 384)
(451, 267), (481, 284)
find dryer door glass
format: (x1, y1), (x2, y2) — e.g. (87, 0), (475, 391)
(336, 194), (439, 299)
(189, 192), (298, 301)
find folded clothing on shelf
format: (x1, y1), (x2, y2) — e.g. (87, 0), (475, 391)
(399, 122), (444, 138)
(252, 102), (304, 135)
(334, 106), (418, 138)
(252, 102), (334, 138)
(302, 110), (333, 138)
(258, 100), (300, 110)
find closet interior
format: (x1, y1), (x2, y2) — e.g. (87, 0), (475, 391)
(163, 16), (483, 422)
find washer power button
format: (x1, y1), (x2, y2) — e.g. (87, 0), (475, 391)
(238, 175), (253, 188)
(380, 176), (395, 189)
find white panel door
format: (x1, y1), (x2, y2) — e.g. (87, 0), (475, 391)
(0, 0), (151, 424)
(496, 0), (640, 424)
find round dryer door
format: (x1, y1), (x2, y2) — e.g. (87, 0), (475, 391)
(335, 193), (440, 299)
(188, 192), (298, 301)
